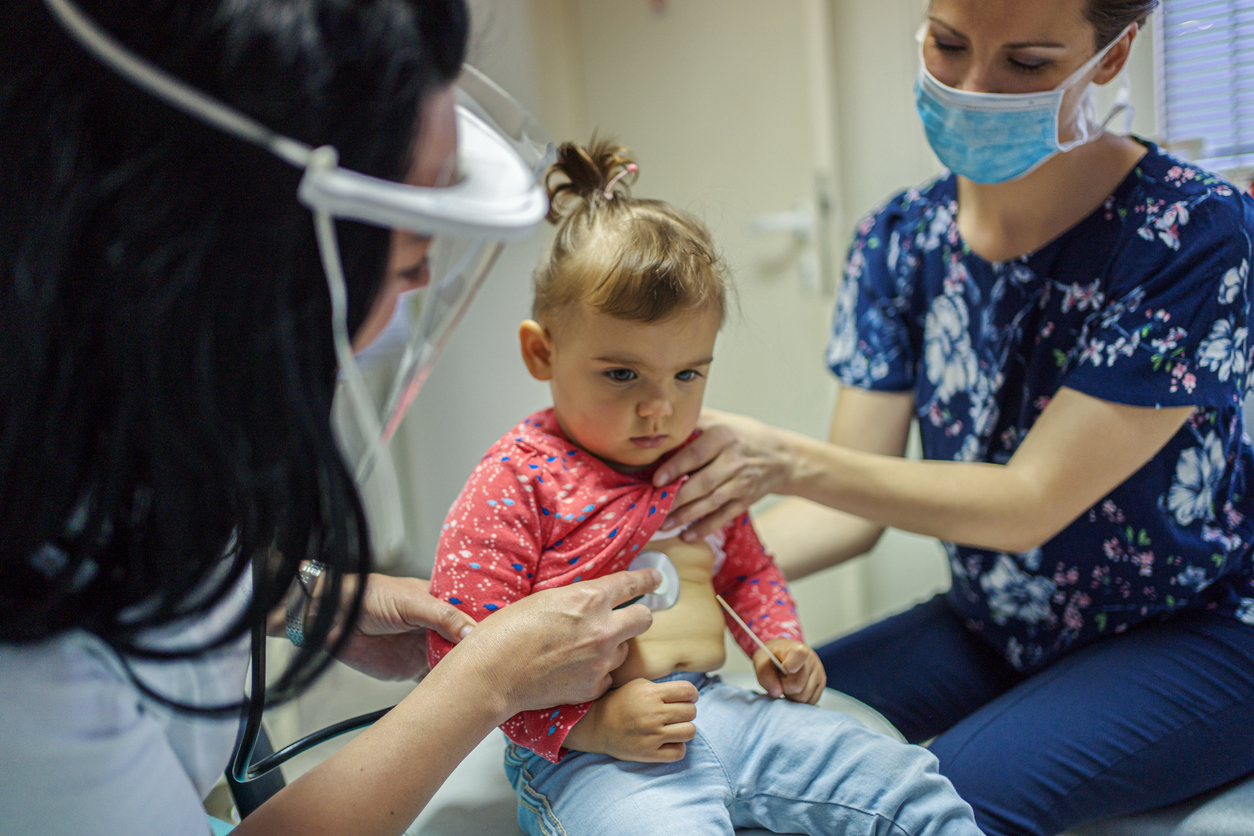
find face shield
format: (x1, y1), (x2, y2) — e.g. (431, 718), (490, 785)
(42, 0), (552, 560)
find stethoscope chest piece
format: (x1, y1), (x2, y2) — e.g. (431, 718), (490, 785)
(627, 550), (681, 611)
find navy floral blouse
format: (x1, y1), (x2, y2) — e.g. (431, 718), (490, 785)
(828, 142), (1254, 673)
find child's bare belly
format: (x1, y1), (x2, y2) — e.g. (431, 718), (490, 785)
(610, 536), (726, 687)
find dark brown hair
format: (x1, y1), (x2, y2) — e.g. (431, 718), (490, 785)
(1085, 0), (1158, 50)
(1, 0), (468, 711)
(534, 136), (729, 326)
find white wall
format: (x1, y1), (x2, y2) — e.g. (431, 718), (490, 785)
(388, 0), (1164, 628)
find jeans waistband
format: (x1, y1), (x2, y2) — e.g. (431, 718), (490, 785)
(651, 670), (717, 687)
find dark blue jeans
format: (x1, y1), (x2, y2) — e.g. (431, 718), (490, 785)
(817, 594), (1254, 836)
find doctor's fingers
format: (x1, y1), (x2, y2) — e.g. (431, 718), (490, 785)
(582, 567), (664, 610)
(357, 575), (476, 643)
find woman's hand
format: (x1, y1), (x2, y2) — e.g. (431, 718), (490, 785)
(653, 409), (802, 540)
(447, 569), (661, 720)
(564, 678), (699, 763)
(754, 639), (825, 705)
(335, 574), (479, 682)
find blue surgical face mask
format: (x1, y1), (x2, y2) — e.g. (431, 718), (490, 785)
(914, 23), (1134, 184)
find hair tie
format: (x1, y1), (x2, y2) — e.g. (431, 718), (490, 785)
(603, 163), (637, 199)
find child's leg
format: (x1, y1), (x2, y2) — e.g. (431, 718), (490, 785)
(694, 680), (982, 836)
(504, 738), (733, 836)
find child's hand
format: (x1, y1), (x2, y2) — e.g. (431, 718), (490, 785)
(563, 678), (698, 763)
(754, 639), (825, 705)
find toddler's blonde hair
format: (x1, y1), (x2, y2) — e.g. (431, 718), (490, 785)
(534, 136), (729, 326)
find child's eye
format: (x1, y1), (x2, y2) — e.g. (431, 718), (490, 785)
(605, 369), (637, 383)
(675, 369), (701, 382)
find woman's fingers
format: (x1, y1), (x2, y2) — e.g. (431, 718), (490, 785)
(678, 496), (752, 542)
(588, 568), (663, 609)
(653, 421), (733, 487)
(655, 410), (797, 536)
(464, 571), (660, 714)
(401, 585), (477, 643)
(359, 574), (476, 642)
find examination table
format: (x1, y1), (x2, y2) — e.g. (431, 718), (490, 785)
(402, 672), (1254, 835)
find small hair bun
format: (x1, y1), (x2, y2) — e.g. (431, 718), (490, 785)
(544, 135), (638, 223)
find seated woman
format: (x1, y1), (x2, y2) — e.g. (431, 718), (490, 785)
(652, 2), (1254, 835)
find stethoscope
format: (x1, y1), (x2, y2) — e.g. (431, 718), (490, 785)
(229, 550), (683, 784)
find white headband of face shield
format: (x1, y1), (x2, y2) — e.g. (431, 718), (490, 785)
(41, 0), (552, 561)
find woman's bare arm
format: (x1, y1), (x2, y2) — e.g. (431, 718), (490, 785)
(755, 388), (914, 580)
(660, 387), (1193, 557)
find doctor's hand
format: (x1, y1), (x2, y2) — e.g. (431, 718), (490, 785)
(449, 569), (660, 719)
(654, 409), (801, 541)
(564, 678), (699, 763)
(335, 574), (478, 682)
(754, 639), (825, 705)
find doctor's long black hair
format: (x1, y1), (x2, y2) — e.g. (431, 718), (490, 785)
(0, 0), (467, 710)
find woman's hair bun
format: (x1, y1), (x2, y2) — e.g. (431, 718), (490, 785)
(544, 135), (637, 223)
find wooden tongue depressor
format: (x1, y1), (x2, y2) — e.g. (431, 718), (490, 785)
(715, 594), (787, 673)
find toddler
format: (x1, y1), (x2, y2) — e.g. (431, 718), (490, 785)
(428, 139), (980, 836)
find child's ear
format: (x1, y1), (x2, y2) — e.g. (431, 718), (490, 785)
(519, 320), (554, 381)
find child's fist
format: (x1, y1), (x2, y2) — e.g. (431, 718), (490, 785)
(754, 639), (825, 705)
(565, 677), (699, 763)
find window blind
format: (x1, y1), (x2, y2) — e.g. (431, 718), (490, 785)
(1157, 0), (1254, 169)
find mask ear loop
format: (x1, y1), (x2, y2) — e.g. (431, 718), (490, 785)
(1101, 74), (1136, 134)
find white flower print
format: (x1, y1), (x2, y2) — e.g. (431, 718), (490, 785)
(1237, 598), (1254, 626)
(827, 281), (859, 370)
(956, 435), (982, 462)
(920, 200), (956, 251)
(1174, 565), (1211, 593)
(944, 542), (969, 581)
(1060, 280), (1104, 314)
(1137, 200), (1191, 250)
(1201, 524), (1243, 553)
(925, 294), (979, 402)
(1219, 260), (1248, 306)
(1005, 636), (1025, 670)
(1167, 431), (1226, 527)
(1197, 317), (1249, 382)
(1104, 331), (1141, 367)
(981, 555), (1056, 626)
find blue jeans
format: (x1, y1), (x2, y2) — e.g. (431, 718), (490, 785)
(817, 595), (1254, 836)
(504, 672), (981, 836)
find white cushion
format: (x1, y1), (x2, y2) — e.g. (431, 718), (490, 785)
(1062, 774), (1254, 836)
